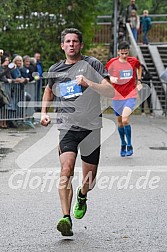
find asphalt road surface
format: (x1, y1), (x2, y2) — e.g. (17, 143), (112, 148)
(0, 114), (167, 252)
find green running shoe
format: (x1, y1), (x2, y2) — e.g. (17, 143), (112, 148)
(57, 217), (73, 236)
(73, 187), (87, 219)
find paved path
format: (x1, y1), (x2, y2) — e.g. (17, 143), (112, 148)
(0, 115), (167, 252)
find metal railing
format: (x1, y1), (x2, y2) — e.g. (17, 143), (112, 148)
(93, 15), (167, 45)
(92, 16), (112, 45)
(0, 81), (39, 122)
(138, 21), (167, 44)
(126, 22), (167, 116)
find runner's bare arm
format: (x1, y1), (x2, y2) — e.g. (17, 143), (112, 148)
(41, 85), (54, 126)
(137, 65), (143, 91)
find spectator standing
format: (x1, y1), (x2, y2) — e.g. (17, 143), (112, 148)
(29, 57), (37, 75)
(126, 0), (138, 22)
(34, 52), (43, 78)
(0, 55), (13, 128)
(10, 55), (29, 124)
(140, 10), (152, 45)
(11, 55), (27, 83)
(140, 64), (153, 116)
(129, 10), (140, 42)
(29, 57), (40, 80)
(20, 55), (34, 82)
(34, 52), (43, 106)
(0, 56), (13, 84)
(118, 17), (126, 43)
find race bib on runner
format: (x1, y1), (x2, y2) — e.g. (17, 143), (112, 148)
(60, 80), (82, 99)
(120, 69), (133, 79)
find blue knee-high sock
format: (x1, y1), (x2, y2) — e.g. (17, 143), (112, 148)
(124, 125), (132, 146)
(118, 127), (127, 146)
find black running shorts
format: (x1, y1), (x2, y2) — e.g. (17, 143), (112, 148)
(59, 129), (101, 165)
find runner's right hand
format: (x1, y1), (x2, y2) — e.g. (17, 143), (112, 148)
(40, 113), (51, 126)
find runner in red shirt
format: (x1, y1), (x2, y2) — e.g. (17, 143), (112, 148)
(106, 41), (142, 157)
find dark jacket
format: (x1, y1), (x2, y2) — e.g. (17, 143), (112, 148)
(20, 66), (34, 82)
(126, 4), (138, 22)
(140, 16), (152, 32)
(11, 67), (22, 79)
(36, 60), (43, 77)
(0, 66), (13, 83)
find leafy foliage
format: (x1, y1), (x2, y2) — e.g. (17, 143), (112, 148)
(96, 0), (167, 16)
(120, 0), (167, 15)
(0, 0), (166, 70)
(0, 0), (99, 70)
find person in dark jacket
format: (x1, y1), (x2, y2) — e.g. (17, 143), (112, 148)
(0, 55), (15, 83)
(126, 0), (138, 22)
(34, 52), (43, 107)
(20, 55), (34, 82)
(11, 55), (28, 83)
(0, 55), (15, 128)
(140, 64), (153, 116)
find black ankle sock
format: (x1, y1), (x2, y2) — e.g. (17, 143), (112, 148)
(79, 189), (87, 198)
(63, 214), (71, 219)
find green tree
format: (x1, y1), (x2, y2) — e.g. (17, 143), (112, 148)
(0, 0), (99, 69)
(95, 0), (167, 16)
(121, 0), (167, 15)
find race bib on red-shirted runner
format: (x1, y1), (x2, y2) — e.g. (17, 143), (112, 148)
(119, 69), (133, 79)
(60, 80), (82, 99)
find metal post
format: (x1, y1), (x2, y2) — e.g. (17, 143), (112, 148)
(113, 0), (118, 57)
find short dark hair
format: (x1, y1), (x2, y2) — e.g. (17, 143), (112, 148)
(1, 55), (8, 65)
(61, 28), (83, 43)
(118, 41), (129, 50)
(34, 51), (40, 54)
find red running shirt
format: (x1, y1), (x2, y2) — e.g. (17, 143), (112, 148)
(106, 57), (141, 100)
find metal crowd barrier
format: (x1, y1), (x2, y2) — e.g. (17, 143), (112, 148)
(0, 80), (40, 122)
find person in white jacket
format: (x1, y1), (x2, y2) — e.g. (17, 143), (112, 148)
(129, 9), (140, 42)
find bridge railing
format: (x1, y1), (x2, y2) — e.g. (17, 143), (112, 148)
(93, 16), (112, 45)
(93, 14), (167, 45)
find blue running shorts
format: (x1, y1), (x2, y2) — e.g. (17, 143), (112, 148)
(112, 98), (136, 116)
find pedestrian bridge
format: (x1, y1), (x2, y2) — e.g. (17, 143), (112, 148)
(93, 14), (167, 116)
